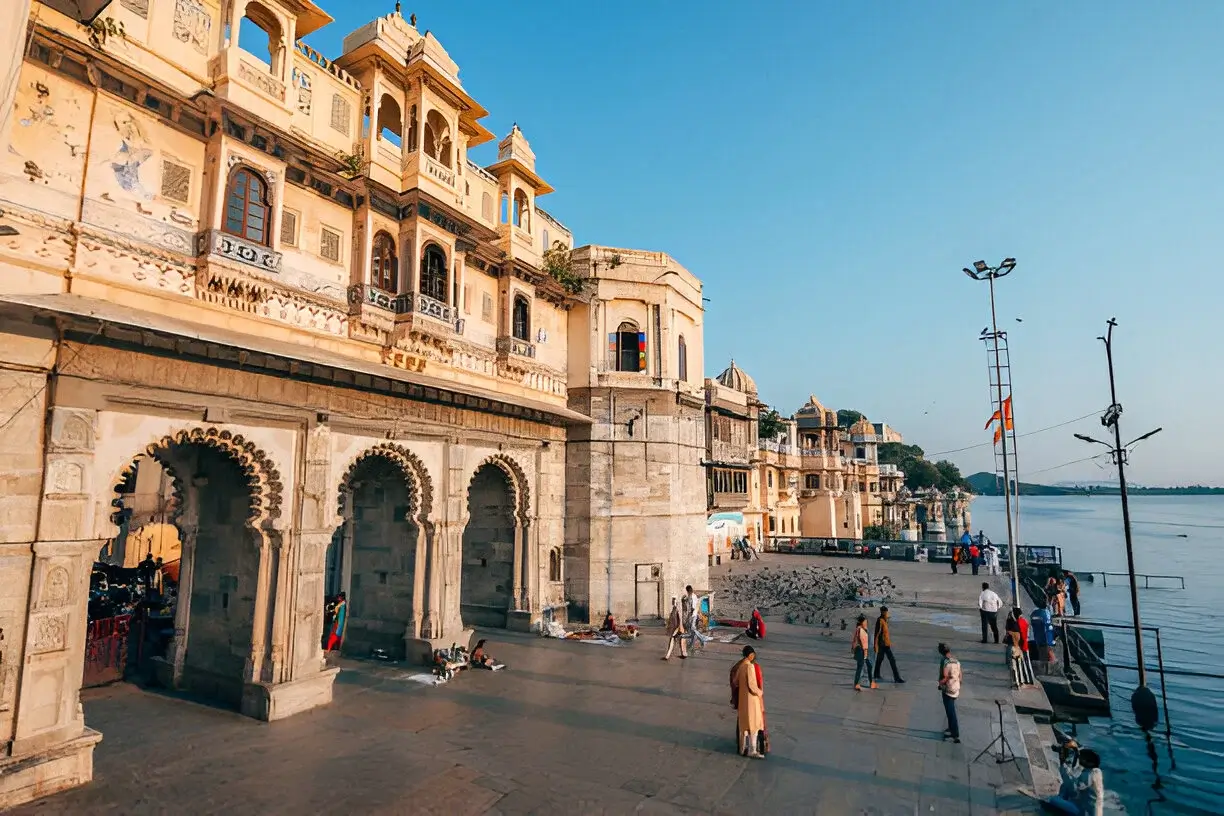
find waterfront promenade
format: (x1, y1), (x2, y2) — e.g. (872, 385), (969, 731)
(15, 556), (1043, 815)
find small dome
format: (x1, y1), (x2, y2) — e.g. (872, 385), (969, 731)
(851, 418), (874, 435)
(716, 360), (757, 394)
(797, 394), (825, 415)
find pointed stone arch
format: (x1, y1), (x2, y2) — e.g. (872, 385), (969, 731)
(102, 426), (286, 707)
(331, 442), (437, 650)
(461, 452), (534, 626)
(467, 452), (531, 524)
(109, 426), (284, 531)
(336, 442), (434, 530)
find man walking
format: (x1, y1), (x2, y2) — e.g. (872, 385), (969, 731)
(938, 642), (962, 744)
(873, 606), (905, 683)
(978, 581), (1002, 644)
(684, 584), (709, 651)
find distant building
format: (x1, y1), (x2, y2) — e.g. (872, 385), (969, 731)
(704, 361), (764, 545)
(873, 422), (904, 444)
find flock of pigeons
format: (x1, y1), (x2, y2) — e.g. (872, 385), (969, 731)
(712, 564), (899, 629)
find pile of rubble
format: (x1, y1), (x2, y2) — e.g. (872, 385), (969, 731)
(712, 564), (897, 628)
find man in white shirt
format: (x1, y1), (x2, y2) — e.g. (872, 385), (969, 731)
(978, 582), (1003, 644)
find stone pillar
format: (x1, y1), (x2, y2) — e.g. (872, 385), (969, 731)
(164, 524), (198, 687)
(2, 539), (103, 808)
(244, 532), (275, 685)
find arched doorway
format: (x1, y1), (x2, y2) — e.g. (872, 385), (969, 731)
(461, 463), (518, 628)
(98, 431), (275, 708)
(332, 452), (422, 660)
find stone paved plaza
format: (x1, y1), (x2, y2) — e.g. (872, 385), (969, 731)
(16, 556), (1037, 815)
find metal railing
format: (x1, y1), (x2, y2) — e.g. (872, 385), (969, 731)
(1085, 572), (1185, 589)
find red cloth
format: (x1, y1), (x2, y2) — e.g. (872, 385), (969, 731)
(1018, 616), (1030, 652)
(325, 633), (341, 651)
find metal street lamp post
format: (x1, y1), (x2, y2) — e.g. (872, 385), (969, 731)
(1073, 318), (1163, 728)
(964, 258), (1020, 609)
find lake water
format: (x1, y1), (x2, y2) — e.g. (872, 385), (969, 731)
(971, 495), (1224, 815)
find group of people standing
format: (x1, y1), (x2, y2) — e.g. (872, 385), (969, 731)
(952, 530), (999, 576)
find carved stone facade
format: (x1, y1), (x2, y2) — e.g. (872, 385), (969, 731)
(0, 3), (707, 809)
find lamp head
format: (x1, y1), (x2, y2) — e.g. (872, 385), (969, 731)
(963, 268), (979, 279)
(973, 260), (989, 273)
(1000, 257), (1017, 270)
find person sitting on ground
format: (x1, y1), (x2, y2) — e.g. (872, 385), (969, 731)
(600, 612), (616, 632)
(746, 608), (766, 640)
(1047, 740), (1104, 816)
(470, 639), (504, 670)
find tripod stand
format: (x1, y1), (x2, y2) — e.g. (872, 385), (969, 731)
(974, 699), (1018, 765)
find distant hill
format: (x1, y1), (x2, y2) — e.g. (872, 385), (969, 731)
(965, 472), (1224, 497)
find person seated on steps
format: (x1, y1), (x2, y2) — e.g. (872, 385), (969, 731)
(471, 639), (505, 670)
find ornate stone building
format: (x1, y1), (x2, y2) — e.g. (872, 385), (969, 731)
(563, 247), (707, 623)
(703, 361), (763, 544)
(0, 3), (707, 806)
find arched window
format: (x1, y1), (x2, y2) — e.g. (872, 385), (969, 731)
(542, 228), (549, 250)
(238, 2), (283, 74)
(512, 294), (530, 341)
(513, 188), (530, 230)
(805, 474), (821, 490)
(677, 334), (688, 382)
(223, 166), (270, 245)
(407, 104), (418, 151)
(548, 548), (562, 582)
(377, 94), (402, 147)
(500, 192), (509, 224)
(615, 321), (643, 372)
(422, 110), (452, 167)
(420, 244), (448, 303)
(767, 470), (774, 488)
(371, 231), (397, 293)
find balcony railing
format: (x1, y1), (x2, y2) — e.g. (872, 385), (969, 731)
(799, 448), (837, 458)
(466, 159), (497, 184)
(200, 229), (282, 273)
(348, 283), (394, 311)
(424, 155), (456, 187)
(496, 336), (536, 358)
(758, 440), (797, 455)
(389, 291), (462, 333)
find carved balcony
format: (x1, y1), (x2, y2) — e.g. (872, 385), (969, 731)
(346, 283), (395, 338)
(496, 337), (536, 359)
(392, 291), (463, 337)
(423, 155), (456, 187)
(198, 229), (282, 274)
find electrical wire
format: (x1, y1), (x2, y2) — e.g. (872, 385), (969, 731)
(1019, 453), (1111, 478)
(925, 410), (1104, 457)
(0, 325), (104, 434)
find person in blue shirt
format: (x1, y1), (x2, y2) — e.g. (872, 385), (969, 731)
(1029, 603), (1056, 662)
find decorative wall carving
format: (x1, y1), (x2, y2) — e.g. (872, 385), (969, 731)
(30, 613), (69, 655)
(292, 68), (312, 115)
(48, 460), (85, 494)
(172, 0), (212, 54)
(40, 565), (71, 608)
(50, 410), (95, 452)
(81, 200), (196, 255)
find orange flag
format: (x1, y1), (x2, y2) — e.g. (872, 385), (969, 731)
(985, 397), (1014, 445)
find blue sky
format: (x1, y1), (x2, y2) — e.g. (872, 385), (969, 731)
(306, 2), (1224, 486)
